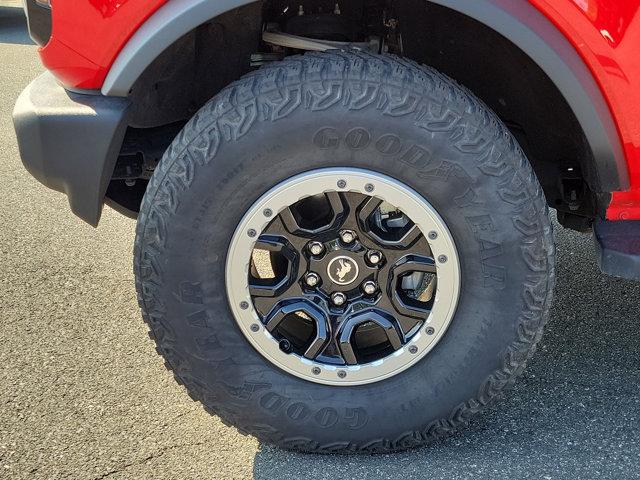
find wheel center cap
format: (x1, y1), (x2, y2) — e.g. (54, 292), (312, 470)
(327, 256), (359, 285)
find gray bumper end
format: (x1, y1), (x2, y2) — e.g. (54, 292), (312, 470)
(594, 219), (640, 281)
(13, 72), (130, 226)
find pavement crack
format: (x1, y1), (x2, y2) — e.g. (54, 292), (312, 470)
(92, 441), (208, 480)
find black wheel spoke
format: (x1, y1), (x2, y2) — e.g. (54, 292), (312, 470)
(357, 196), (384, 225)
(249, 234), (303, 315)
(393, 254), (437, 276)
(390, 307), (425, 335)
(335, 194), (381, 232)
(387, 254), (436, 322)
(353, 195), (424, 250)
(390, 224), (422, 249)
(302, 314), (332, 360)
(280, 192), (346, 236)
(264, 300), (332, 360)
(249, 236), (299, 296)
(262, 216), (309, 251)
(338, 309), (404, 365)
(279, 206), (301, 234)
(264, 300), (302, 331)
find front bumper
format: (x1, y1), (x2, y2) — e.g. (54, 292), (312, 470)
(594, 219), (640, 281)
(23, 0), (52, 47)
(13, 72), (130, 226)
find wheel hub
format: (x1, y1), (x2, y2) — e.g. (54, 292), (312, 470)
(226, 168), (461, 386)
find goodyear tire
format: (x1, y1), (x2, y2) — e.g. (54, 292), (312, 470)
(134, 51), (555, 453)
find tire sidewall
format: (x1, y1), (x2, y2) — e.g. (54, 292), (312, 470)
(135, 57), (553, 451)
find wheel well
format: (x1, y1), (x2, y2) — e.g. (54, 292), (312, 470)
(108, 0), (604, 231)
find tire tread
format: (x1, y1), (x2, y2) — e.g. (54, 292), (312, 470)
(134, 50), (555, 453)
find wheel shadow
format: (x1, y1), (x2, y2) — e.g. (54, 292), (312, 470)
(252, 219), (640, 480)
(0, 6), (34, 46)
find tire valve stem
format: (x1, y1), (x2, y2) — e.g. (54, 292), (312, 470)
(279, 339), (293, 353)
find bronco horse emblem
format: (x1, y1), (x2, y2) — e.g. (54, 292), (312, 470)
(328, 256), (359, 285)
(335, 259), (353, 282)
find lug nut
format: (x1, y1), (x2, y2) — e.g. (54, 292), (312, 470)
(340, 230), (357, 244)
(308, 241), (325, 256)
(305, 272), (320, 287)
(362, 281), (378, 295)
(367, 250), (383, 265)
(331, 292), (347, 306)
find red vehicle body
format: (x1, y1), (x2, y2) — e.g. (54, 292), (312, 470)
(13, 0), (640, 452)
(36, 0), (640, 221)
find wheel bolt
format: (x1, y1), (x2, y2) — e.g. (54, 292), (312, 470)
(340, 230), (357, 244)
(362, 281), (378, 295)
(367, 250), (383, 265)
(308, 241), (325, 256)
(331, 292), (347, 306)
(305, 272), (320, 287)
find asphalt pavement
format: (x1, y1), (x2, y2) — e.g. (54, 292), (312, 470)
(1, 7), (639, 479)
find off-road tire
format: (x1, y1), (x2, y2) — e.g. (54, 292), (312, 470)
(134, 51), (555, 453)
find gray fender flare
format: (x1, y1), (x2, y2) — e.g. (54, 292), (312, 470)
(101, 0), (253, 97)
(102, 0), (629, 192)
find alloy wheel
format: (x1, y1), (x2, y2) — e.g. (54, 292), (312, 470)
(226, 169), (460, 386)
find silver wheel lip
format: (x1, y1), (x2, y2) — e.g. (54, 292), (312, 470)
(226, 168), (461, 386)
